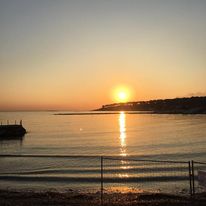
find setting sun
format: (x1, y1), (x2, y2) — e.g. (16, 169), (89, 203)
(117, 91), (128, 102)
(112, 86), (132, 103)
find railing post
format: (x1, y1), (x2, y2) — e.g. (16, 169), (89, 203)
(191, 160), (195, 195)
(188, 161), (192, 196)
(101, 156), (103, 206)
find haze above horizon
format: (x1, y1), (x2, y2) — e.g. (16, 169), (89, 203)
(0, 0), (206, 111)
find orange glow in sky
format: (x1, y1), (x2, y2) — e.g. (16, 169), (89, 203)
(0, 1), (206, 111)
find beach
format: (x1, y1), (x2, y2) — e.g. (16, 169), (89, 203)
(0, 189), (206, 206)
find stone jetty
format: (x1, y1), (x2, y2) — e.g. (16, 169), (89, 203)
(0, 120), (26, 138)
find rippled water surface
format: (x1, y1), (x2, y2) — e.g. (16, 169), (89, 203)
(0, 112), (206, 192)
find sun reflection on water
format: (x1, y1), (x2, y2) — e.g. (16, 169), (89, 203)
(119, 111), (127, 156)
(118, 111), (129, 178)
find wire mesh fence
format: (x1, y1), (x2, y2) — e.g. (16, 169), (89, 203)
(101, 156), (191, 205)
(0, 155), (102, 192)
(0, 154), (202, 205)
(192, 161), (206, 195)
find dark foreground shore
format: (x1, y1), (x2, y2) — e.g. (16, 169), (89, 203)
(0, 190), (206, 206)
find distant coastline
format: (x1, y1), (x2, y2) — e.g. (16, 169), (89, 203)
(54, 111), (153, 115)
(95, 96), (206, 114)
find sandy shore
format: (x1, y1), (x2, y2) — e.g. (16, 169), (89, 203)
(0, 189), (206, 206)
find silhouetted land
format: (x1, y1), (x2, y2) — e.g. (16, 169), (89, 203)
(54, 111), (153, 115)
(96, 97), (206, 114)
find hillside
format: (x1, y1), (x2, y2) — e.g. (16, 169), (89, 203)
(95, 96), (206, 114)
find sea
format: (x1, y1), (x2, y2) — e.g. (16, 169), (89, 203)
(0, 111), (206, 193)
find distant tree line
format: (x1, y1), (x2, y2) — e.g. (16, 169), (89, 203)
(96, 96), (206, 114)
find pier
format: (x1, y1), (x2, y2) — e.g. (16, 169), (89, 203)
(0, 120), (26, 138)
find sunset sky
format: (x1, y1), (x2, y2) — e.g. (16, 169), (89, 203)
(0, 0), (206, 111)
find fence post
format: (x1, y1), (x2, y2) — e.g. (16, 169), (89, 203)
(101, 156), (103, 206)
(191, 160), (195, 195)
(188, 161), (192, 196)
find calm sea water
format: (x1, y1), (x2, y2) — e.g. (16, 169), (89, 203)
(0, 112), (206, 192)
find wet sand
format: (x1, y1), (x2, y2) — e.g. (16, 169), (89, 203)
(0, 189), (206, 206)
